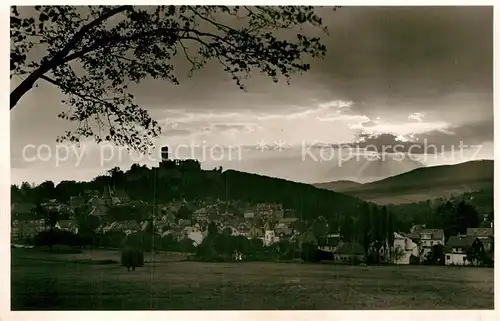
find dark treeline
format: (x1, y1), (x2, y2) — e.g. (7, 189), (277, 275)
(388, 188), (492, 238)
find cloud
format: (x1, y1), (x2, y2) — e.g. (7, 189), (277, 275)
(408, 112), (426, 122)
(416, 120), (494, 147)
(162, 128), (194, 137)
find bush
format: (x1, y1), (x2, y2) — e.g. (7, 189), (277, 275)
(121, 247), (144, 268)
(34, 229), (81, 248)
(351, 256), (362, 265)
(409, 255), (420, 265)
(481, 252), (494, 267)
(301, 243), (319, 262)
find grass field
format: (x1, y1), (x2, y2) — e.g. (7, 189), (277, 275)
(11, 248), (494, 310)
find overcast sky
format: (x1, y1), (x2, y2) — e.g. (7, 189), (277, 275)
(10, 6), (493, 185)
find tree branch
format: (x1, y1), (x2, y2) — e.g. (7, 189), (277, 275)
(10, 6), (132, 109)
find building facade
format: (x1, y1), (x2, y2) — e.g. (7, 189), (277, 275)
(393, 232), (420, 264)
(445, 235), (484, 266)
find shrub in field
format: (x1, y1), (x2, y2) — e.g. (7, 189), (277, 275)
(121, 247), (144, 271)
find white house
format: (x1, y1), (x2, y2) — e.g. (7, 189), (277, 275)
(444, 235), (484, 266)
(393, 232), (420, 264)
(466, 228), (494, 252)
(187, 230), (204, 246)
(408, 226), (445, 259)
(264, 229), (279, 246)
(318, 233), (343, 253)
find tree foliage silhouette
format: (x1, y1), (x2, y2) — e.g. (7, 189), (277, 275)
(10, 5), (333, 151)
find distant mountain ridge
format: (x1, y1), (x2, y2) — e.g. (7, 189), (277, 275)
(313, 160), (493, 205)
(313, 180), (362, 191)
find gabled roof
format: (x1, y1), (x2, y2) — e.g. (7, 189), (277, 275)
(394, 232), (409, 240)
(410, 224), (426, 233)
(248, 227), (264, 237)
(89, 204), (108, 216)
(193, 207), (208, 215)
(420, 229), (444, 240)
(319, 234), (343, 247)
(57, 219), (77, 229)
(446, 235), (480, 249)
(400, 232), (421, 242)
(335, 242), (365, 255)
(102, 184), (112, 199)
(466, 228), (493, 237)
(120, 220), (139, 229)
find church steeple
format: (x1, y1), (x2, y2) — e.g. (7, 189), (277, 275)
(101, 184), (114, 206)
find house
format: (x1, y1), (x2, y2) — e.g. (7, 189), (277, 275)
(224, 225), (242, 236)
(255, 203), (283, 220)
(170, 230), (184, 241)
(55, 219), (79, 234)
(187, 229), (204, 246)
(100, 184), (114, 206)
(419, 229), (445, 248)
(248, 227), (264, 239)
(273, 206), (284, 220)
(318, 233), (344, 253)
(466, 228), (494, 252)
(392, 232), (420, 264)
(192, 208), (210, 222)
(160, 211), (176, 223)
(11, 219), (48, 241)
(243, 211), (255, 219)
(11, 202), (37, 218)
(121, 220), (140, 235)
(444, 235), (484, 266)
(407, 225), (445, 258)
(276, 217), (298, 229)
(264, 229), (279, 246)
(334, 242), (365, 263)
(89, 203), (109, 217)
(69, 196), (86, 210)
(236, 222), (251, 235)
(178, 219), (192, 226)
(275, 226), (293, 240)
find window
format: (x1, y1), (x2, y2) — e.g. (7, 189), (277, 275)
(446, 255), (451, 260)
(430, 241), (434, 246)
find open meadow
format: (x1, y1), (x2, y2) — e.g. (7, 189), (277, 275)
(11, 248), (494, 310)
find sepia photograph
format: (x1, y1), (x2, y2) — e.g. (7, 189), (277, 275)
(9, 4), (494, 311)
